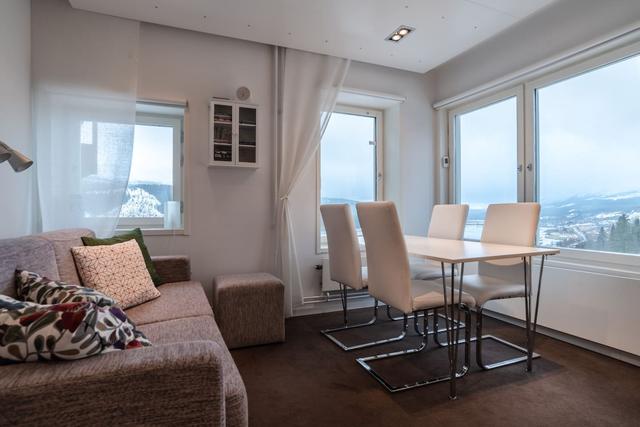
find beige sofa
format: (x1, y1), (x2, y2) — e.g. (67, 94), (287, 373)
(0, 229), (247, 427)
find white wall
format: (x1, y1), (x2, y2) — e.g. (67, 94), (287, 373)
(430, 0), (640, 102)
(28, 1), (438, 308)
(291, 61), (437, 315)
(428, 0), (640, 356)
(0, 0), (32, 238)
(135, 23), (276, 301)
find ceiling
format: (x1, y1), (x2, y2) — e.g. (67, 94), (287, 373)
(69, 0), (557, 73)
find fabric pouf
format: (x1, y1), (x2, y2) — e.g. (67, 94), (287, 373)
(212, 273), (285, 349)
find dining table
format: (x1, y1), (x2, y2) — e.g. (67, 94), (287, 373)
(403, 235), (560, 399)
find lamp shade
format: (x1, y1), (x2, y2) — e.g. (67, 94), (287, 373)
(0, 141), (33, 172)
(0, 144), (11, 163)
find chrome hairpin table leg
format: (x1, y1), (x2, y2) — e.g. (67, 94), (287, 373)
(440, 262), (467, 400)
(528, 254), (546, 372)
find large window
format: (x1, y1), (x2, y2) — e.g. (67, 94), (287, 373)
(319, 106), (382, 249)
(536, 53), (640, 254)
(117, 102), (185, 231)
(452, 92), (521, 239)
(449, 42), (640, 257)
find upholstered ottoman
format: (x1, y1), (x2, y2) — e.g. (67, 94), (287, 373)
(212, 273), (285, 349)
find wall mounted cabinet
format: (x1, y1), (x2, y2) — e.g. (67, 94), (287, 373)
(209, 100), (258, 168)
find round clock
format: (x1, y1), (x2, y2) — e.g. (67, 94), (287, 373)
(236, 86), (250, 101)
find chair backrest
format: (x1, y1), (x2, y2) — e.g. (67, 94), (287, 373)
(427, 204), (469, 240)
(320, 204), (364, 290)
(479, 203), (541, 274)
(357, 201), (413, 313)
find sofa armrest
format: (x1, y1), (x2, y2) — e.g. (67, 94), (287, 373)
(152, 255), (191, 283)
(0, 341), (225, 426)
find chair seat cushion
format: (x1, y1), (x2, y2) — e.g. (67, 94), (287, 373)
(461, 274), (526, 308)
(409, 261), (454, 280)
(125, 281), (213, 326)
(410, 280), (475, 312)
(139, 316), (247, 427)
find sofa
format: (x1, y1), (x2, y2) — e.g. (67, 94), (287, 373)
(0, 229), (248, 427)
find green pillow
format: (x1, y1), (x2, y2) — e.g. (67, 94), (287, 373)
(81, 228), (163, 286)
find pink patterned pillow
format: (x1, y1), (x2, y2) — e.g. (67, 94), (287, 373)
(71, 239), (161, 309)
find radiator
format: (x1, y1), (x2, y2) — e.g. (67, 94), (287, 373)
(321, 257), (341, 292)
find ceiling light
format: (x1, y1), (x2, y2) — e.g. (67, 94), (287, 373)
(386, 26), (414, 42)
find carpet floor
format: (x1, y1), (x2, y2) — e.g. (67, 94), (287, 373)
(231, 308), (640, 427)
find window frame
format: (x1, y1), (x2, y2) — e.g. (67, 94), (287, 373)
(316, 104), (384, 254)
(446, 39), (640, 263)
(116, 104), (187, 235)
(448, 86), (525, 240)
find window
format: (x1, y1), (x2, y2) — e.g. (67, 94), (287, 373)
(319, 106), (383, 250)
(117, 102), (185, 231)
(448, 41), (640, 258)
(535, 52), (640, 254)
(451, 91), (522, 239)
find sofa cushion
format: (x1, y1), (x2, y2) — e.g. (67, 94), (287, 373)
(16, 270), (117, 308)
(139, 315), (247, 427)
(72, 240), (161, 310)
(0, 237), (59, 298)
(0, 297), (151, 363)
(125, 281), (213, 326)
(38, 229), (94, 286)
(82, 228), (163, 286)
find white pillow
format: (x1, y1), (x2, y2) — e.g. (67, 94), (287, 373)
(71, 239), (161, 309)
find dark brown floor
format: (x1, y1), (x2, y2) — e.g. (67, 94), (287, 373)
(232, 308), (640, 427)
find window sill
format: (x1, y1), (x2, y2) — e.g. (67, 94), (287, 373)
(116, 228), (188, 236)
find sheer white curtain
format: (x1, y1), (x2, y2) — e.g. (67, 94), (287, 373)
(32, 0), (139, 237)
(275, 47), (350, 316)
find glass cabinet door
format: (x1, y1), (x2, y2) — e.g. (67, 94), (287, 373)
(237, 106), (257, 165)
(212, 104), (233, 163)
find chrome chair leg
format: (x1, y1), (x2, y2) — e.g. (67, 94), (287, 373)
(474, 306), (540, 370)
(474, 256), (547, 371)
(356, 307), (471, 394)
(389, 305), (466, 337)
(321, 285), (408, 351)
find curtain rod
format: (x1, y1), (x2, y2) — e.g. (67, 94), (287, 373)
(138, 98), (188, 109)
(341, 87), (405, 103)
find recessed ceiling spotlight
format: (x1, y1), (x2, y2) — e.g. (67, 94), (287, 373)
(386, 25), (414, 42)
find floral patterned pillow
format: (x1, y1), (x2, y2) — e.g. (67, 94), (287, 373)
(0, 295), (39, 311)
(0, 295), (151, 363)
(15, 270), (117, 308)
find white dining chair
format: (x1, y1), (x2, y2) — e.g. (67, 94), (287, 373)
(355, 201), (475, 394)
(387, 204), (469, 324)
(410, 204), (469, 279)
(461, 202), (542, 370)
(319, 204), (381, 351)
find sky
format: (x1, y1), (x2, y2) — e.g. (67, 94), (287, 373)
(320, 112), (376, 202)
(128, 124), (174, 185)
(460, 53), (640, 207)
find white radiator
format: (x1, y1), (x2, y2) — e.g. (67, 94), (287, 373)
(321, 257), (341, 292)
(320, 256), (368, 292)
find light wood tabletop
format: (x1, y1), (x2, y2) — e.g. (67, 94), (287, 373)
(404, 235), (560, 263)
